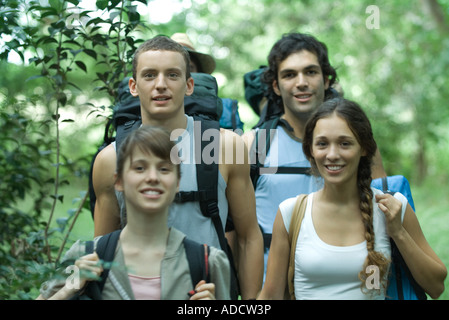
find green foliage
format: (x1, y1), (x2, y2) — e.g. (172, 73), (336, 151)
(1, 0), (448, 300)
(0, 0), (148, 299)
(0, 98), (54, 299)
(161, 0), (449, 184)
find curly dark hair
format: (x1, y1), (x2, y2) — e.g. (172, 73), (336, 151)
(263, 33), (337, 113)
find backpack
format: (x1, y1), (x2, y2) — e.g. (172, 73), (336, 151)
(243, 66), (283, 129)
(219, 98), (244, 131)
(72, 230), (210, 300)
(243, 66), (269, 117)
(372, 176), (427, 300)
(87, 72), (239, 299)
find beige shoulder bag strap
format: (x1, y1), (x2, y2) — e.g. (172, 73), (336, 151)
(287, 194), (308, 300)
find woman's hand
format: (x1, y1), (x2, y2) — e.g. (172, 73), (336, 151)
(39, 252), (103, 300)
(375, 193), (403, 238)
(75, 252), (103, 288)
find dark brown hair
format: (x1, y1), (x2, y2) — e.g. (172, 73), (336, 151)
(264, 32), (338, 113)
(303, 98), (389, 293)
(116, 125), (181, 181)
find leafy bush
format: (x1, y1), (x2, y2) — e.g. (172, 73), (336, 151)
(0, 98), (55, 299)
(0, 0), (147, 299)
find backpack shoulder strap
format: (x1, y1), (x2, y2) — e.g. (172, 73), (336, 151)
(287, 194), (308, 300)
(180, 116), (227, 252)
(250, 117), (280, 187)
(83, 230), (121, 299)
(115, 118), (142, 153)
(175, 117), (239, 299)
(183, 237), (210, 289)
(250, 117), (311, 188)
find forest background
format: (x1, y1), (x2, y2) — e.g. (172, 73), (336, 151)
(0, 0), (448, 300)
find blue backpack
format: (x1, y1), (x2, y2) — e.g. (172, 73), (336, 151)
(371, 175), (427, 300)
(219, 98), (244, 130)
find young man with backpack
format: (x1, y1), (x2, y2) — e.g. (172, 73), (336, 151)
(92, 35), (263, 300)
(242, 33), (386, 280)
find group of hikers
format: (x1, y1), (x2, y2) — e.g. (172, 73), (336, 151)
(36, 31), (446, 300)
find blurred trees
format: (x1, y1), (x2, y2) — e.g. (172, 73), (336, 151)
(0, 0), (148, 299)
(161, 0), (449, 183)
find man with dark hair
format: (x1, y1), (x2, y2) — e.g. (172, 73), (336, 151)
(262, 32), (338, 116)
(243, 32), (385, 280)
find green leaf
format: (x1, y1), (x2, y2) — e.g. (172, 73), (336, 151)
(82, 49), (97, 59)
(96, 0), (108, 10)
(75, 60), (87, 72)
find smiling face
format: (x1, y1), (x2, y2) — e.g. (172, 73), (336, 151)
(311, 112), (365, 187)
(273, 50), (329, 120)
(115, 146), (180, 215)
(129, 50), (194, 123)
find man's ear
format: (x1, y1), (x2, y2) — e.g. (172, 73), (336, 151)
(129, 77), (138, 97)
(272, 79), (281, 96)
(114, 173), (124, 192)
(185, 76), (194, 97)
(324, 76), (330, 90)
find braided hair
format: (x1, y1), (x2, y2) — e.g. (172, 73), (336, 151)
(303, 98), (389, 294)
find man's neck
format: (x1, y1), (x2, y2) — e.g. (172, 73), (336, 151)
(281, 112), (311, 140)
(142, 112), (188, 139)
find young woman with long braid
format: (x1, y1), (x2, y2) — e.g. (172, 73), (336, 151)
(258, 98), (446, 299)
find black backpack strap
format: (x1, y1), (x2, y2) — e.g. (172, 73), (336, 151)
(95, 230), (121, 291)
(194, 118), (229, 254)
(230, 99), (238, 130)
(85, 241), (94, 255)
(115, 117), (142, 153)
(174, 117), (226, 252)
(382, 176), (390, 194)
(250, 117), (279, 187)
(250, 117), (311, 188)
(175, 116), (239, 299)
(80, 230), (121, 300)
(183, 237), (210, 288)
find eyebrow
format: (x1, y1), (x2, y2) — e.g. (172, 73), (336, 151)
(279, 64), (321, 74)
(139, 67), (183, 75)
(314, 134), (356, 140)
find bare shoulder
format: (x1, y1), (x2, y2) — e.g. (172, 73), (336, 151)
(92, 143), (117, 191)
(94, 143), (116, 168)
(219, 129), (249, 164)
(220, 128), (246, 147)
